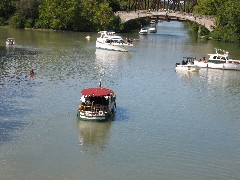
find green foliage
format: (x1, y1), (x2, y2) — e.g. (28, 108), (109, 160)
(108, 0), (121, 12)
(0, 0), (138, 32)
(80, 0), (119, 31)
(193, 0), (223, 15)
(37, 0), (80, 30)
(9, 13), (26, 29)
(188, 22), (210, 38)
(25, 18), (35, 28)
(194, 0), (240, 43)
(0, 1), (15, 25)
(0, 17), (6, 26)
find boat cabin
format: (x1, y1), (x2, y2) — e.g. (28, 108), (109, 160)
(6, 38), (15, 45)
(77, 87), (116, 121)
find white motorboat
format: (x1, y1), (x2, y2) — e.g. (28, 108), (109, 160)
(96, 31), (133, 52)
(175, 57), (201, 72)
(148, 26), (157, 33)
(194, 48), (240, 70)
(139, 28), (148, 35)
(77, 82), (116, 121)
(149, 20), (157, 33)
(6, 38), (15, 46)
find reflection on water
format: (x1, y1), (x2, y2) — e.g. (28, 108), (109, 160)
(1, 24), (240, 180)
(0, 121), (25, 144)
(175, 69), (200, 78)
(78, 120), (112, 150)
(204, 69), (240, 88)
(95, 48), (132, 82)
(95, 48), (132, 62)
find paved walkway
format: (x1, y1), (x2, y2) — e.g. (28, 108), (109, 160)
(115, 10), (215, 31)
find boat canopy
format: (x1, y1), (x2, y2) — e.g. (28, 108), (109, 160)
(81, 87), (113, 97)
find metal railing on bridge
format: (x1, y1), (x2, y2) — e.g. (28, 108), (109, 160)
(125, 0), (198, 13)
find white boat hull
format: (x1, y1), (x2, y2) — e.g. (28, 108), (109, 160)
(175, 65), (201, 72)
(77, 107), (115, 121)
(149, 27), (157, 33)
(78, 111), (109, 121)
(139, 28), (148, 35)
(194, 49), (240, 71)
(194, 61), (240, 70)
(96, 41), (129, 52)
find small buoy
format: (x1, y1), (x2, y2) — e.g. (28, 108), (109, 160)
(86, 35), (90, 39)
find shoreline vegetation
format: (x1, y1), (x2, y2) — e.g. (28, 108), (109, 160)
(0, 0), (240, 43)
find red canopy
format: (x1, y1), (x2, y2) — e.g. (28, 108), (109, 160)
(81, 87), (113, 97)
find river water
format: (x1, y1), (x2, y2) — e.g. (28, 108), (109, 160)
(0, 22), (240, 180)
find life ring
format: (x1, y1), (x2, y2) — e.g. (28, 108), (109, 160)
(99, 111), (103, 115)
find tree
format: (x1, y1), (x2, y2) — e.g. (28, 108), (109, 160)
(213, 0), (240, 42)
(0, 0), (15, 21)
(193, 0), (223, 16)
(80, 0), (118, 31)
(193, 0), (240, 43)
(37, 0), (81, 30)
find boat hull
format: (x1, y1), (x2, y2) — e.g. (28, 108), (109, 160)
(175, 65), (201, 72)
(96, 41), (128, 52)
(194, 61), (240, 70)
(77, 110), (115, 122)
(148, 27), (157, 33)
(139, 28), (148, 35)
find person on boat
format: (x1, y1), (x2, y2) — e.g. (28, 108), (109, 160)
(85, 97), (91, 105)
(203, 56), (207, 62)
(182, 59), (186, 65)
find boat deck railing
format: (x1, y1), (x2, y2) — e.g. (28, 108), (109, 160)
(79, 103), (108, 112)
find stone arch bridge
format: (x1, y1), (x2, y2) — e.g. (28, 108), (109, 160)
(115, 10), (215, 31)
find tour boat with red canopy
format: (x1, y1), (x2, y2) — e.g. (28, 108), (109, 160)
(77, 85), (116, 121)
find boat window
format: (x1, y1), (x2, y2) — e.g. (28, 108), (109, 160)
(213, 56), (217, 59)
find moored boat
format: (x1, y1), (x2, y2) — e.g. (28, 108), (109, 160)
(77, 83), (116, 121)
(139, 28), (148, 35)
(96, 31), (133, 52)
(175, 57), (201, 72)
(148, 26), (157, 33)
(6, 38), (15, 46)
(194, 49), (240, 70)
(149, 20), (157, 33)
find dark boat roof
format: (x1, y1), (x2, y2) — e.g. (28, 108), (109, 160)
(81, 87), (113, 97)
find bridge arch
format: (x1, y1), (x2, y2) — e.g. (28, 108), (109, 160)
(115, 10), (215, 32)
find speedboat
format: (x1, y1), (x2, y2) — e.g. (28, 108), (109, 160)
(6, 38), (15, 46)
(149, 20), (157, 33)
(175, 57), (201, 72)
(77, 82), (116, 121)
(139, 28), (148, 35)
(194, 48), (240, 70)
(96, 31), (133, 52)
(148, 25), (157, 33)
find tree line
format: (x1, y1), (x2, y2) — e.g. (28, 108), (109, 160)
(0, 0), (126, 31)
(1, 0), (240, 43)
(193, 0), (240, 43)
